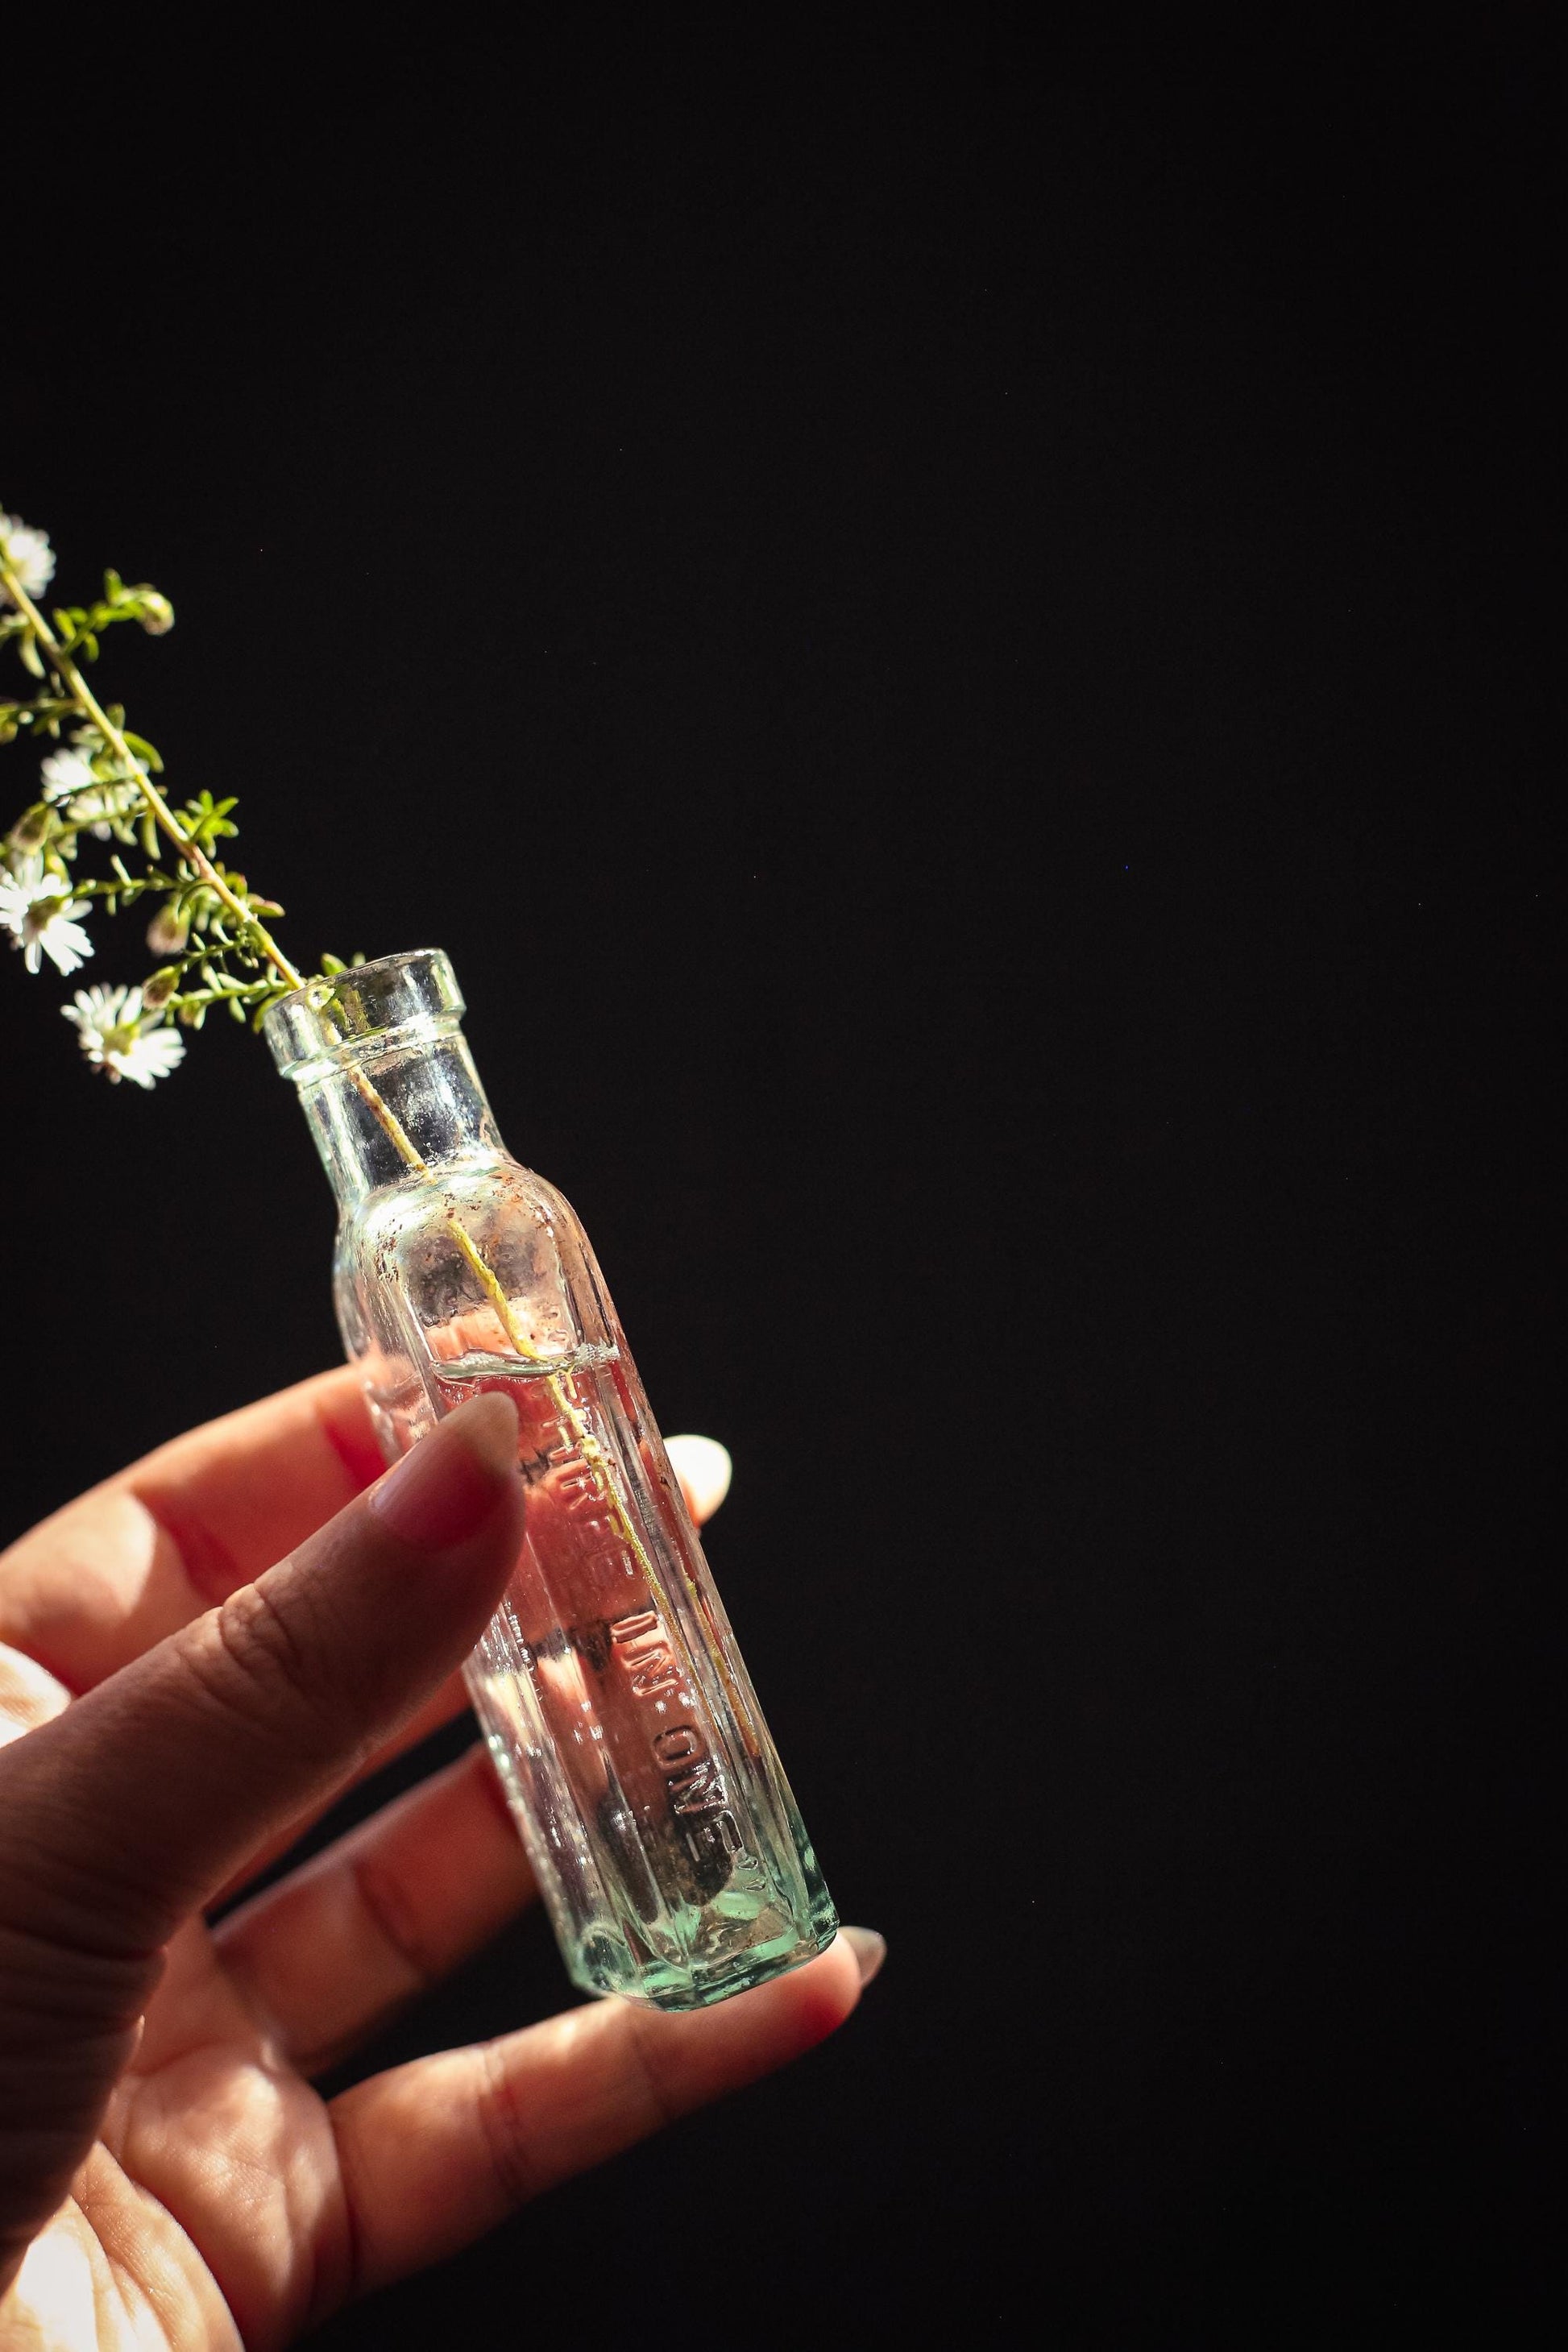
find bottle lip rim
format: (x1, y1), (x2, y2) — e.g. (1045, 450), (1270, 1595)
(264, 947), (454, 1015)
(261, 948), (465, 1080)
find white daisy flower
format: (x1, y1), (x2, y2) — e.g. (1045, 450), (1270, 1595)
(0, 512), (56, 602)
(39, 748), (143, 840)
(74, 787), (140, 839)
(0, 854), (93, 975)
(39, 747), (99, 803)
(62, 985), (185, 1088)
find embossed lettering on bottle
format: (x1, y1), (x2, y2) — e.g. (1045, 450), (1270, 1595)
(610, 1609), (748, 1863)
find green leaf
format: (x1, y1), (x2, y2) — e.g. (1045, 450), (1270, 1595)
(121, 731), (164, 773)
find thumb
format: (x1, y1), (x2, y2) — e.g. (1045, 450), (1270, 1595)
(0, 1392), (525, 1966)
(0, 1392), (524, 2291)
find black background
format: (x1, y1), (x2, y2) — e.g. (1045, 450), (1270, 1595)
(2, 14), (1555, 2341)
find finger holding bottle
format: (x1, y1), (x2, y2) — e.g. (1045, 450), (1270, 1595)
(0, 1396), (525, 2293)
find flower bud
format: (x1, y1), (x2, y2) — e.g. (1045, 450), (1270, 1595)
(135, 591), (175, 635)
(7, 804), (52, 852)
(146, 902), (189, 955)
(142, 968), (178, 1010)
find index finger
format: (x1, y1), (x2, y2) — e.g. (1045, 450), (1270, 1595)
(0, 1372), (733, 1730)
(0, 1365), (382, 1694)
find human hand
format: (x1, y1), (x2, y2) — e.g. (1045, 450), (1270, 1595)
(0, 1371), (880, 2348)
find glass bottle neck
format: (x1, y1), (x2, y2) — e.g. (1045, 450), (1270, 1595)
(294, 1027), (506, 1210)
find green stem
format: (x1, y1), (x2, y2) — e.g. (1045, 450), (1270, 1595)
(5, 555), (579, 1421)
(5, 545), (749, 1731)
(0, 557), (304, 990)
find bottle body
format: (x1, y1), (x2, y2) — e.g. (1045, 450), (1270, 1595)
(266, 954), (836, 2008)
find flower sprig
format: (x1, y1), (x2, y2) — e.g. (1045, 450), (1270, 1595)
(1, 508), (357, 1081)
(2, 505), (558, 1429)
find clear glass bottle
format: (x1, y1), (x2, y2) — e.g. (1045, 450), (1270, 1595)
(263, 950), (836, 2010)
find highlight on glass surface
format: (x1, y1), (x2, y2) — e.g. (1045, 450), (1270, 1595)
(263, 951), (838, 2009)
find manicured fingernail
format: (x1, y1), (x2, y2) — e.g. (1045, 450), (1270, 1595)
(370, 1393), (519, 1551)
(666, 1433), (732, 1520)
(841, 1926), (886, 1986)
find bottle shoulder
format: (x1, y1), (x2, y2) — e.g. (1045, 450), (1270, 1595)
(336, 1153), (617, 1368)
(338, 1150), (550, 1236)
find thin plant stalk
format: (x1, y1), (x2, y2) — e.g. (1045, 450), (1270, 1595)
(1, 546), (728, 1711)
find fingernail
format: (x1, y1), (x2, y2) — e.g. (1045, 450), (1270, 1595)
(370, 1393), (519, 1551)
(666, 1433), (732, 1520)
(841, 1926), (886, 1987)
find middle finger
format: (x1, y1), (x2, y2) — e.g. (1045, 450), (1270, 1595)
(213, 1744), (536, 2075)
